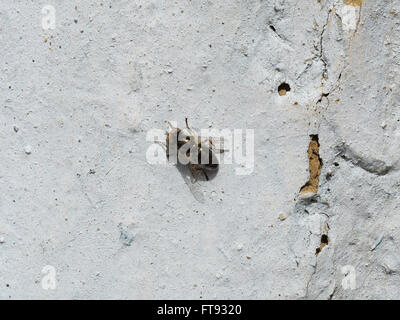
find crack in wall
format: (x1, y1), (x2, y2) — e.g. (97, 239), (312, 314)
(304, 220), (331, 299)
(329, 284), (338, 300)
(299, 0), (370, 300)
(315, 2), (338, 106)
(293, 192), (332, 299)
(317, 0), (363, 102)
(305, 263), (317, 298)
(315, 233), (329, 256)
(269, 24), (290, 43)
(319, 7), (333, 85)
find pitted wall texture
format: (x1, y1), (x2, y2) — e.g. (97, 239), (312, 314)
(1, 0), (400, 299)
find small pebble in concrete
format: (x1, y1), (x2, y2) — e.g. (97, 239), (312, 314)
(24, 145), (32, 154)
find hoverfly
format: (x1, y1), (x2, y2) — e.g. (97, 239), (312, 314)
(157, 118), (227, 181)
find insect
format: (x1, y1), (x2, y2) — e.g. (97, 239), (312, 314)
(159, 118), (226, 181)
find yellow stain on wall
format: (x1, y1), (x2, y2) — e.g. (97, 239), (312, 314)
(344, 0), (363, 6)
(300, 135), (322, 194)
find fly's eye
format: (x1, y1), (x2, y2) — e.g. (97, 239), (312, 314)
(182, 135), (190, 142)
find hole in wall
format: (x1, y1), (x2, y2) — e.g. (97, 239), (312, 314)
(315, 234), (329, 256)
(326, 172), (332, 180)
(269, 25), (276, 32)
(300, 135), (323, 194)
(278, 82), (291, 96)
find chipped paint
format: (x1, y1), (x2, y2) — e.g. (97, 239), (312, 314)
(339, 4), (360, 32)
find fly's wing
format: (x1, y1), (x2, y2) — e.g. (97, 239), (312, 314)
(176, 163), (205, 203)
(198, 136), (227, 152)
(208, 136), (225, 144)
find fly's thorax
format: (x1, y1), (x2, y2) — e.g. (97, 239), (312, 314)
(177, 128), (199, 146)
(195, 144), (219, 170)
(177, 139), (197, 165)
(166, 124), (219, 169)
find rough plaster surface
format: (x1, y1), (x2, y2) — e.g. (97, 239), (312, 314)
(1, 0), (400, 299)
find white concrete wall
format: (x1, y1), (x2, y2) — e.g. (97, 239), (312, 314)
(1, 0), (400, 299)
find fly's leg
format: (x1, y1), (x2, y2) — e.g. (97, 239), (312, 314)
(211, 147), (227, 154)
(184, 117), (199, 141)
(189, 165), (199, 183)
(203, 137), (228, 153)
(154, 141), (166, 148)
(165, 120), (176, 129)
(202, 169), (209, 181)
(155, 131), (169, 149)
